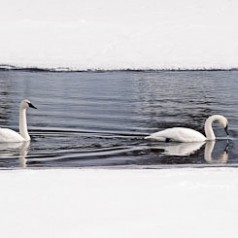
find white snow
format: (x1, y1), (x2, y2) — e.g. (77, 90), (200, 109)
(0, 168), (238, 238)
(0, 0), (238, 70)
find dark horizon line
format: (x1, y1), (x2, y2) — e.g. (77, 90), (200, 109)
(0, 64), (238, 73)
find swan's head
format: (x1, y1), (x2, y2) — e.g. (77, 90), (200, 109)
(20, 99), (37, 110)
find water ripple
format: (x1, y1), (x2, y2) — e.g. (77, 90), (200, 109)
(0, 70), (238, 168)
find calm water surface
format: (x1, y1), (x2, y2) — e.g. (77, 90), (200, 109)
(0, 70), (238, 168)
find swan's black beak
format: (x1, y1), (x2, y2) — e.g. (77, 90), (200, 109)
(29, 102), (37, 109)
(224, 124), (229, 136)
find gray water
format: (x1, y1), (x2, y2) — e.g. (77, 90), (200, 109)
(0, 70), (238, 168)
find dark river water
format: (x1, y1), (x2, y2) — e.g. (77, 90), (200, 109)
(0, 70), (238, 168)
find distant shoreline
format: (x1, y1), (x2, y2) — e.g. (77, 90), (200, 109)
(1, 64), (238, 73)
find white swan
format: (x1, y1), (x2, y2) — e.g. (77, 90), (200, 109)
(145, 115), (229, 142)
(0, 99), (37, 142)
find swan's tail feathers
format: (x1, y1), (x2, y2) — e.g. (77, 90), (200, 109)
(144, 135), (156, 140)
(144, 135), (167, 141)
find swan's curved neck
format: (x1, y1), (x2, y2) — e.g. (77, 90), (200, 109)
(204, 116), (216, 140)
(204, 115), (224, 140)
(19, 107), (30, 141)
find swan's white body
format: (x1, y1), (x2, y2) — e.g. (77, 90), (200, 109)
(0, 128), (26, 142)
(145, 115), (228, 142)
(0, 99), (37, 143)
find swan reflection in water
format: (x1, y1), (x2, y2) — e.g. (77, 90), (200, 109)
(0, 141), (30, 168)
(204, 141), (229, 164)
(0, 140), (229, 168)
(154, 140), (229, 164)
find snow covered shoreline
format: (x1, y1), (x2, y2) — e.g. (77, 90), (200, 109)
(1, 0), (238, 70)
(1, 168), (238, 238)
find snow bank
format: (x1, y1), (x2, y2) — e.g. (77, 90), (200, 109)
(1, 0), (238, 70)
(0, 168), (238, 238)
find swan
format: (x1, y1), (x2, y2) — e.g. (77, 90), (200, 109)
(0, 99), (37, 142)
(145, 115), (229, 142)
